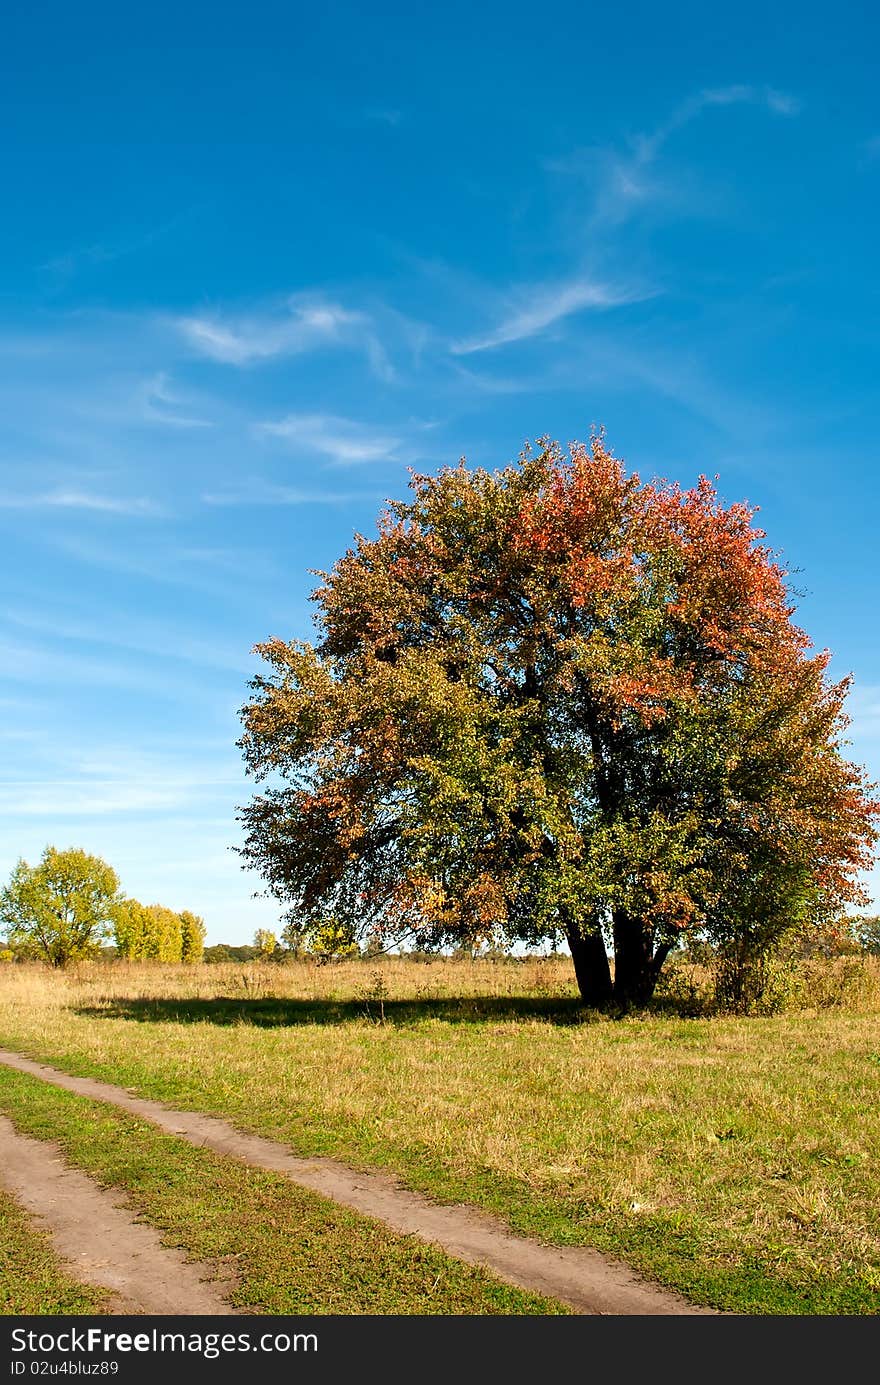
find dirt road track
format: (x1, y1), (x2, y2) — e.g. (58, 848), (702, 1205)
(0, 1047), (714, 1315)
(0, 1115), (236, 1315)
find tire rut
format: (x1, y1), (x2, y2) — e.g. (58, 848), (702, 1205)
(0, 1114), (237, 1315)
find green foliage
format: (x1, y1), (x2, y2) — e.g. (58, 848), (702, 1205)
(0, 846), (121, 967)
(280, 920), (306, 957)
(203, 944), (259, 963)
(203, 943), (232, 962)
(656, 930), (879, 1016)
(111, 898), (154, 960)
(147, 904), (184, 961)
(711, 941), (805, 1016)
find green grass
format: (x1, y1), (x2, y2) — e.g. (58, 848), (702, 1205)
(0, 1066), (565, 1316)
(0, 1182), (109, 1316)
(1, 959), (880, 1314)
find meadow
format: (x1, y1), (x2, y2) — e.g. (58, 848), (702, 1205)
(1, 954), (879, 1314)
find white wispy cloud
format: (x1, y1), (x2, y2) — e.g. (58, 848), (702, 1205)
(0, 746), (244, 819)
(0, 637), (187, 694)
(547, 83), (801, 229)
(255, 412), (403, 465)
(67, 368), (216, 431)
(636, 84), (801, 164)
(37, 214), (188, 283)
(0, 489), (162, 516)
(546, 332), (779, 438)
(0, 780), (198, 818)
(174, 294), (394, 378)
(764, 88), (801, 117)
(4, 610), (252, 675)
(203, 482), (378, 506)
(139, 373), (213, 428)
(448, 362), (539, 395)
(50, 534), (282, 598)
(450, 277), (651, 355)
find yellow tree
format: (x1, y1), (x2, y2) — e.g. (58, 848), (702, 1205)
(180, 910), (206, 963)
(112, 898), (154, 959)
(144, 904), (183, 962)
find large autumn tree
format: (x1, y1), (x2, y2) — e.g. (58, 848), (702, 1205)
(238, 437), (878, 1008)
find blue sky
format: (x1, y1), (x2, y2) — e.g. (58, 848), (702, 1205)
(2, 0), (878, 942)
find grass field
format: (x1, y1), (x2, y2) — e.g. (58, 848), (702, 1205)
(0, 1065), (562, 1315)
(1, 956), (879, 1314)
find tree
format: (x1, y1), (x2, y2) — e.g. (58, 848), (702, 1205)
(253, 928), (282, 961)
(204, 943), (234, 963)
(145, 904), (184, 961)
(277, 916), (358, 960)
(279, 920), (304, 957)
(0, 846), (122, 967)
(180, 910), (206, 963)
(111, 898), (154, 959)
(303, 918), (359, 963)
(204, 943), (259, 963)
(113, 900), (205, 963)
(238, 437), (879, 1009)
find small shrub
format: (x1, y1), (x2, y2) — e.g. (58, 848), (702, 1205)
(357, 969), (389, 1023)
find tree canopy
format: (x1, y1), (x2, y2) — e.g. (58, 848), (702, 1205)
(0, 846), (122, 967)
(238, 436), (879, 1008)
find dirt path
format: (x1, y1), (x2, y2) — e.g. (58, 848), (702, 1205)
(0, 1047), (713, 1315)
(0, 1115), (236, 1315)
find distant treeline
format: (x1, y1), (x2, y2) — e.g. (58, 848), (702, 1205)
(203, 944), (262, 963)
(201, 916), (880, 967)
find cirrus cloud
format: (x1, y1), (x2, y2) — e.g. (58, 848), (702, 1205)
(174, 294), (395, 380)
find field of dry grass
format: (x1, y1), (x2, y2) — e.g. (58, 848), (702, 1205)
(2, 954), (589, 1006)
(1, 955), (879, 1313)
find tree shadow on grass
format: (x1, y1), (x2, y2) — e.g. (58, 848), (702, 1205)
(74, 994), (594, 1028)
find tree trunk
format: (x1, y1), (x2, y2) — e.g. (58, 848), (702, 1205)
(611, 910), (668, 1008)
(566, 924), (613, 1009)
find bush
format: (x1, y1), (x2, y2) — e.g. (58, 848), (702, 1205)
(653, 932), (880, 1017)
(711, 945), (804, 1015)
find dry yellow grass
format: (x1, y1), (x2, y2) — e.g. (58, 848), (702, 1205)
(0, 954), (583, 1005)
